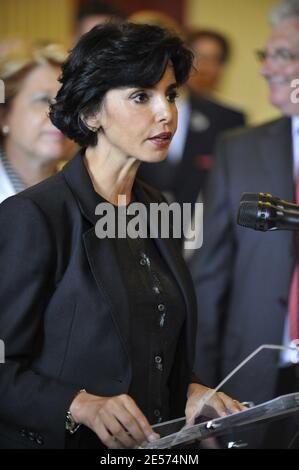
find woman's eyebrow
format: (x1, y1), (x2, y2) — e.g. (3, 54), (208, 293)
(167, 83), (179, 91)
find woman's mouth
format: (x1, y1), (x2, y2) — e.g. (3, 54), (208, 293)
(148, 132), (172, 148)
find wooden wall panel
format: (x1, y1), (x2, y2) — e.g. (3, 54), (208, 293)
(0, 0), (73, 46)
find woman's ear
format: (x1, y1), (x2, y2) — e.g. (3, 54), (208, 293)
(80, 113), (100, 133)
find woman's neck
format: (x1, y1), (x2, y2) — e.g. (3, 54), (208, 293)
(84, 144), (140, 206)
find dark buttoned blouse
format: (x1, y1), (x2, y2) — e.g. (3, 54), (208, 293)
(113, 204), (186, 425)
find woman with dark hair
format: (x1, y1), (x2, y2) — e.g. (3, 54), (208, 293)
(0, 23), (242, 449)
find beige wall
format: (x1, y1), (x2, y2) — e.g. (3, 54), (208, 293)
(186, 0), (280, 124)
(0, 0), (73, 47)
(0, 0), (282, 125)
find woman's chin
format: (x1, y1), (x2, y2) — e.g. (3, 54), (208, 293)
(141, 151), (168, 164)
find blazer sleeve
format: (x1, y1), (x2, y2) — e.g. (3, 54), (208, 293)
(189, 135), (236, 388)
(0, 196), (79, 449)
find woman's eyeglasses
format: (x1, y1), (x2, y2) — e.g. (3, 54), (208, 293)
(256, 48), (299, 64)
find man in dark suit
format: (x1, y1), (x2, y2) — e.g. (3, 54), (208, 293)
(138, 91), (245, 208)
(190, 0), (299, 447)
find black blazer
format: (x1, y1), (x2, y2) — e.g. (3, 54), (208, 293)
(0, 153), (197, 449)
(138, 93), (245, 207)
(190, 117), (294, 405)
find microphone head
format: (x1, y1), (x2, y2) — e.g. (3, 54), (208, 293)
(237, 201), (277, 231)
(238, 201), (259, 229)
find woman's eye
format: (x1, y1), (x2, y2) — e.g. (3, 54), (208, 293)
(132, 92), (148, 104)
(33, 95), (52, 105)
(167, 91), (179, 103)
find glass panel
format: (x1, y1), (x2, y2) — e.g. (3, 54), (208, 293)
(140, 343), (299, 449)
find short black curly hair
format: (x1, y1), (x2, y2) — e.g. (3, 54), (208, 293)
(49, 22), (193, 147)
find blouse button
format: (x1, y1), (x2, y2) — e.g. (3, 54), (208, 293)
(154, 355), (163, 371)
(158, 304), (165, 312)
(140, 254), (150, 267)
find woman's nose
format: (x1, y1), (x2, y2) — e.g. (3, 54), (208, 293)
(155, 99), (174, 123)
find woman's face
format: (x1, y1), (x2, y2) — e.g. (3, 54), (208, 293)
(3, 63), (71, 164)
(92, 65), (178, 163)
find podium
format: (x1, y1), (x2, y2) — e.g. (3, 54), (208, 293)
(142, 393), (299, 449)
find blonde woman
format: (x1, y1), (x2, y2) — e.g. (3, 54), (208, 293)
(0, 41), (75, 203)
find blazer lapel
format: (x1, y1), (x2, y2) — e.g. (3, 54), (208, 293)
(63, 152), (131, 358)
(83, 229), (131, 359)
(259, 117), (294, 201)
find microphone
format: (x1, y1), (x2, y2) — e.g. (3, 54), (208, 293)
(238, 199), (299, 231)
(240, 192), (299, 214)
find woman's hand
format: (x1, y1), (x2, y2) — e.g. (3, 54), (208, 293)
(69, 391), (160, 449)
(185, 383), (245, 426)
